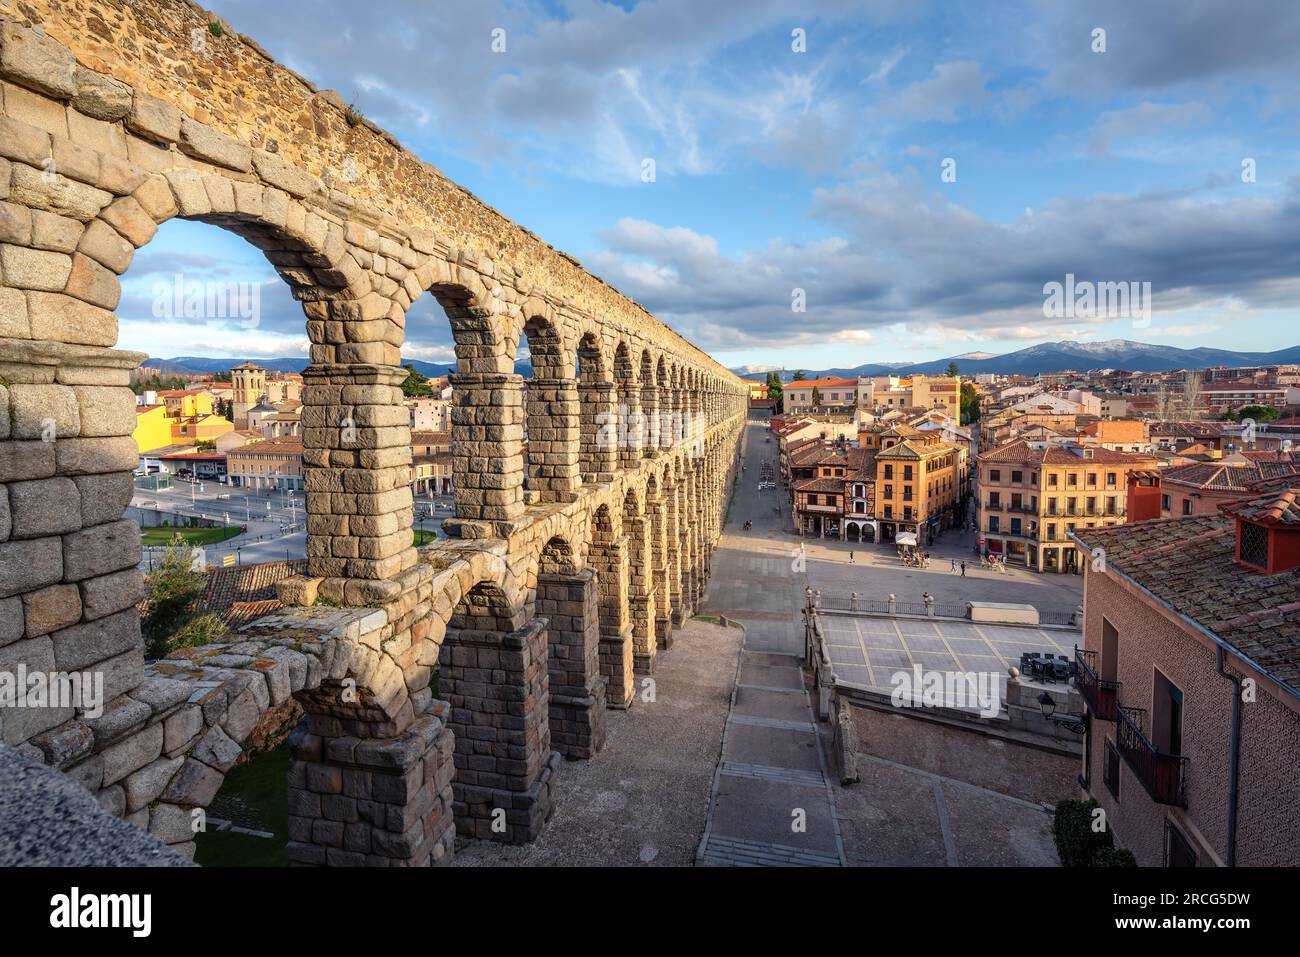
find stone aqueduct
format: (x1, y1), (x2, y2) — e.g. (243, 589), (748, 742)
(0, 2), (747, 864)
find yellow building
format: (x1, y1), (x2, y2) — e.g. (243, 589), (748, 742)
(132, 405), (172, 454)
(874, 436), (963, 545)
(976, 440), (1160, 573)
(158, 389), (214, 418)
(131, 390), (233, 454)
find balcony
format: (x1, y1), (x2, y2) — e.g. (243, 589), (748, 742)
(1116, 706), (1188, 806)
(1074, 646), (1120, 722)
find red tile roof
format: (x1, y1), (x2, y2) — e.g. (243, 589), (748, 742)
(1072, 517), (1300, 694)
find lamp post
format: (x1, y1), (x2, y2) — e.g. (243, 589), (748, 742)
(1037, 691), (1087, 734)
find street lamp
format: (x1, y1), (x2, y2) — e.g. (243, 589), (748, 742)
(1037, 691), (1086, 734)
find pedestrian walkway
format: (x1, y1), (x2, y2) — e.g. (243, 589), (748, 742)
(696, 422), (845, 866)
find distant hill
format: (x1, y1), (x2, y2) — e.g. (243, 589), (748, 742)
(138, 356), (534, 378)
(732, 339), (1300, 381)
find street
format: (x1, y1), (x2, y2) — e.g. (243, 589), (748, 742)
(132, 478), (454, 571)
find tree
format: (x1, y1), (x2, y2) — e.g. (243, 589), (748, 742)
(959, 382), (981, 425)
(1152, 383), (1172, 422)
(1181, 370), (1202, 421)
(400, 364), (434, 397)
(792, 370), (806, 383)
(811, 386), (822, 408)
(766, 371), (783, 412)
(945, 361), (960, 378)
(1233, 404), (1279, 423)
(141, 543), (210, 659)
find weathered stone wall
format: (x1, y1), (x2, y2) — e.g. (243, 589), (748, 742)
(0, 1), (747, 866)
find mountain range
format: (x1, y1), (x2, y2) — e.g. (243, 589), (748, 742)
(139, 338), (1300, 384)
(733, 339), (1300, 381)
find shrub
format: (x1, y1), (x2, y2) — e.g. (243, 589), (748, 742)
(171, 612), (230, 649)
(1053, 798), (1131, 867)
(1089, 845), (1138, 867)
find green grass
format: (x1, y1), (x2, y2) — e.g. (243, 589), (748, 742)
(414, 528), (439, 546)
(141, 525), (242, 547)
(193, 743), (289, 867)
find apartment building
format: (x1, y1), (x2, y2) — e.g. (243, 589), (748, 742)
(1201, 380), (1300, 413)
(977, 440), (1159, 573)
(1069, 491), (1300, 866)
(225, 435), (304, 491)
(783, 377), (861, 414)
(874, 437), (963, 545)
(1080, 418), (1149, 453)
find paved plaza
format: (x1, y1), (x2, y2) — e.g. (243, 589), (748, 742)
(818, 614), (1077, 697)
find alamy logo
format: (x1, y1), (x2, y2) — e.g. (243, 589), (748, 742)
(0, 666), (104, 719)
(1042, 273), (1152, 328)
(151, 274), (261, 328)
(49, 888), (151, 937)
(889, 666), (1002, 718)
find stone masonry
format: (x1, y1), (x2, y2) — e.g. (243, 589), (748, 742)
(0, 1), (747, 866)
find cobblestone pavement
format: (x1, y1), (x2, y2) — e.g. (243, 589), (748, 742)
(696, 422), (846, 866)
(451, 618), (742, 866)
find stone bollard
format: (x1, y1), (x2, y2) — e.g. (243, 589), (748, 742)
(887, 593), (896, 616)
(850, 592), (858, 612)
(1073, 603), (1084, 627)
(924, 594), (935, 617)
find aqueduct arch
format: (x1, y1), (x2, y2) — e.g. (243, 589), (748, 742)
(0, 1), (747, 866)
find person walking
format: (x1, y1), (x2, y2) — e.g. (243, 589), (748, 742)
(950, 559), (957, 574)
(960, 561), (967, 577)
(849, 550), (855, 564)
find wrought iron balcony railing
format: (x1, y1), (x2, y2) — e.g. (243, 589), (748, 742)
(1073, 646), (1120, 722)
(1116, 705), (1188, 807)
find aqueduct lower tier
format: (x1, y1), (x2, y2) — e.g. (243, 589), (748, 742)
(0, 2), (748, 864)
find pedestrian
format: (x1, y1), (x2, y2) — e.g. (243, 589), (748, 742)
(960, 561), (966, 577)
(849, 550), (855, 564)
(950, 559), (957, 574)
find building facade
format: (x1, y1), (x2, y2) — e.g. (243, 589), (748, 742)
(1071, 495), (1300, 866)
(977, 441), (1159, 573)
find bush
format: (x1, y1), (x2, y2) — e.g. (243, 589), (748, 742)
(1089, 845), (1138, 867)
(142, 544), (208, 659)
(171, 612), (230, 649)
(1053, 798), (1133, 867)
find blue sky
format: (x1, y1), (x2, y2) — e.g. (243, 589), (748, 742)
(119, 0), (1300, 372)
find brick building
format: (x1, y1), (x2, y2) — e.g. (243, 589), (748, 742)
(1070, 490), (1300, 866)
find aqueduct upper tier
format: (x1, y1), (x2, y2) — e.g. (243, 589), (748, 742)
(0, 0), (747, 865)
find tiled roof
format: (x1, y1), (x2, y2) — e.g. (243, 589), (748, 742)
(1072, 518), (1300, 694)
(1162, 461), (1300, 491)
(1222, 487), (1300, 526)
(793, 477), (845, 493)
(197, 560), (307, 622)
(226, 436), (303, 456)
(978, 439), (1156, 466)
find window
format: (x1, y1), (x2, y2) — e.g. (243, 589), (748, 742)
(1152, 669), (1184, 757)
(1165, 821), (1197, 867)
(1106, 472), (1117, 486)
(1103, 739), (1121, 800)
(1011, 470), (1022, 483)
(1239, 520), (1268, 569)
(1181, 499), (1193, 516)
(1161, 494), (1170, 511)
(1048, 473), (1058, 487)
(884, 464), (893, 480)
(988, 516), (1000, 532)
(990, 469), (1000, 482)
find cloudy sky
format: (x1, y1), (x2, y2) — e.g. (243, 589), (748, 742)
(120, 0), (1300, 371)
